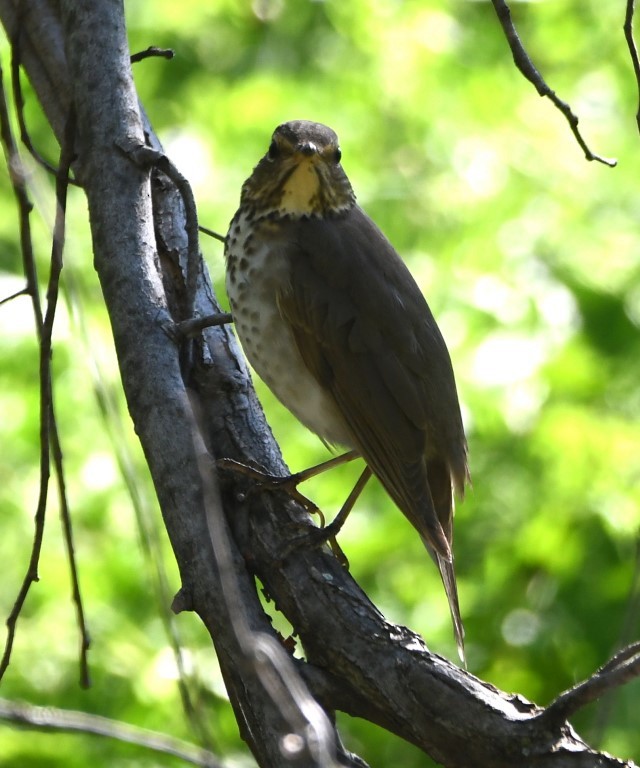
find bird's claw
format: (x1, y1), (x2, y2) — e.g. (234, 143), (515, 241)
(215, 458), (323, 518)
(216, 458), (348, 566)
(279, 519), (349, 568)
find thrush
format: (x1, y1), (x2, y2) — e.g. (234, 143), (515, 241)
(224, 120), (470, 662)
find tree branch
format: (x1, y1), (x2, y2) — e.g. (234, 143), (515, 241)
(539, 641), (640, 729)
(491, 0), (616, 167)
(55, 2), (335, 765)
(624, 0), (640, 135)
(0, 49), (89, 688)
(0, 697), (223, 768)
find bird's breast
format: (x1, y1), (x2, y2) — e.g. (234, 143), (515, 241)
(225, 210), (351, 446)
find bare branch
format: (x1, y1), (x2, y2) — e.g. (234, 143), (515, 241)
(174, 312), (233, 338)
(199, 224), (226, 243)
(539, 642), (640, 730)
(130, 46), (174, 64)
(491, 0), (617, 167)
(50, 111), (92, 688)
(11, 26), (75, 179)
(0, 58), (49, 682)
(0, 285), (29, 305)
(0, 61), (89, 687)
(593, 533), (640, 740)
(624, 0), (640, 135)
(0, 697), (224, 768)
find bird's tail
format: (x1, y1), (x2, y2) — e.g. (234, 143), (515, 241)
(435, 550), (466, 667)
(419, 532), (466, 667)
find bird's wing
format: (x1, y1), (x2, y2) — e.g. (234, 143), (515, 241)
(278, 207), (469, 662)
(277, 207), (468, 556)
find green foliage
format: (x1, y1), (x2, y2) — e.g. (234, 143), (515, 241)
(1, 1), (639, 765)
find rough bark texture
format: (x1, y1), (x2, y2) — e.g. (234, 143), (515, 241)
(0, 2), (635, 767)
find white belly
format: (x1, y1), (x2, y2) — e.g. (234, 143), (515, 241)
(225, 215), (351, 446)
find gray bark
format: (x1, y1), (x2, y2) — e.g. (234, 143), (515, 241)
(0, 1), (635, 767)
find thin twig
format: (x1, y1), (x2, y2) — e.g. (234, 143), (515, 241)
(0, 58), (48, 682)
(593, 532), (640, 741)
(11, 30), (73, 179)
(491, 0), (617, 167)
(0, 286), (29, 305)
(624, 0), (640, 135)
(199, 224), (226, 243)
(0, 697), (223, 768)
(50, 110), (92, 688)
(537, 641), (640, 729)
(130, 46), (175, 64)
(0, 64), (89, 686)
(175, 312), (233, 338)
(8, 101), (72, 676)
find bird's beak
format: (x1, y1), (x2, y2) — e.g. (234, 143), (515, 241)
(297, 141), (318, 157)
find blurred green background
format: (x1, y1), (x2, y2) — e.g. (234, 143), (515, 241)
(1, 0), (639, 765)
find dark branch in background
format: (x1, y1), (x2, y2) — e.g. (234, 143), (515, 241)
(11, 29), (74, 180)
(50, 112), (92, 688)
(624, 0), (640, 135)
(0, 62), (90, 687)
(593, 533), (640, 742)
(0, 61), (51, 677)
(491, 0), (617, 167)
(0, 286), (29, 304)
(0, 697), (222, 768)
(130, 46), (174, 64)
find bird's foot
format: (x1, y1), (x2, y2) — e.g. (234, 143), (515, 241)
(303, 519), (350, 567)
(215, 457), (324, 517)
(281, 519), (350, 568)
(216, 458), (350, 565)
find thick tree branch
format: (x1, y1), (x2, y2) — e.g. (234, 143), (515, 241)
(54, 2), (339, 766)
(0, 2), (637, 767)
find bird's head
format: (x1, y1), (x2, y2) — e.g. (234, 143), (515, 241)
(240, 120), (356, 218)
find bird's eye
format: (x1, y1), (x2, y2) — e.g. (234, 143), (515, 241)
(334, 147), (342, 163)
(268, 140), (279, 160)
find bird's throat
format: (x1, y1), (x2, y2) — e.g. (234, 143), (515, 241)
(278, 160), (321, 216)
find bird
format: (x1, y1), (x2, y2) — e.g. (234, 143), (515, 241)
(224, 120), (470, 663)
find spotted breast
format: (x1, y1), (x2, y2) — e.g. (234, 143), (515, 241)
(225, 209), (351, 445)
